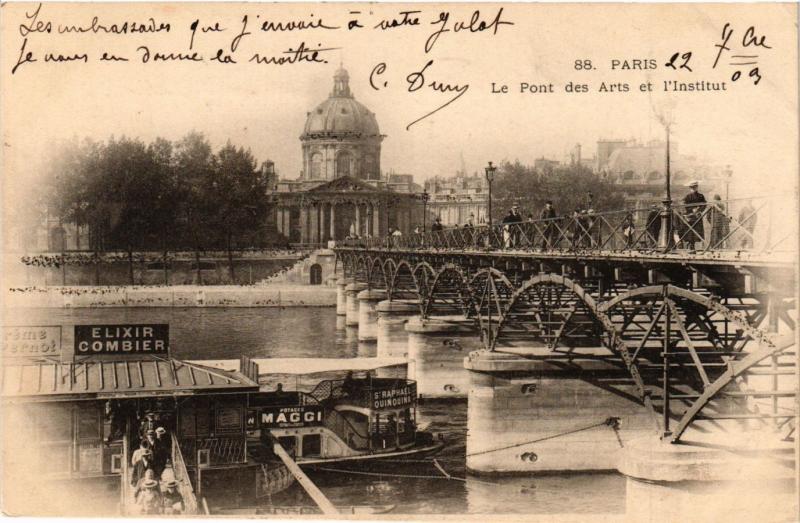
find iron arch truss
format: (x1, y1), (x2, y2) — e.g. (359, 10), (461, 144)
(333, 248), (796, 444)
(599, 284), (797, 442)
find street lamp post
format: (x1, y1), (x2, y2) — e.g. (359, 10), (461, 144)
(658, 124), (673, 251)
(421, 188), (430, 233)
(724, 165), (733, 201)
(485, 161), (497, 227)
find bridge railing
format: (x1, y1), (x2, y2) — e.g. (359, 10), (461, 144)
(338, 195), (795, 255)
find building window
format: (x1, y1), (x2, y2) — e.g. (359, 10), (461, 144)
(310, 153), (322, 179)
(309, 264), (322, 285)
(364, 154), (375, 179)
(336, 152), (352, 178)
(302, 434), (322, 457)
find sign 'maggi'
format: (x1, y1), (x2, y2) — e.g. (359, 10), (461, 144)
(250, 405), (324, 429)
(2, 326), (62, 359)
(372, 382), (417, 410)
(74, 324), (169, 356)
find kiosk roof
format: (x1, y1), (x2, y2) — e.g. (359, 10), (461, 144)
(1, 356), (259, 401)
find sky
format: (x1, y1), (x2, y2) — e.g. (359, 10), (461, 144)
(1, 2), (797, 204)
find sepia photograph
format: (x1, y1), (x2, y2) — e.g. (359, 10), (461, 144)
(0, 2), (798, 521)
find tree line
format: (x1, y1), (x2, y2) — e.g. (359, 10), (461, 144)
(491, 161), (627, 220)
(40, 132), (277, 281)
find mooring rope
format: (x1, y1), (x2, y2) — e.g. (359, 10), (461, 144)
(466, 417), (621, 458)
(313, 465), (496, 485)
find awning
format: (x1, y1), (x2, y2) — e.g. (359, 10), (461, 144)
(1, 356), (259, 401)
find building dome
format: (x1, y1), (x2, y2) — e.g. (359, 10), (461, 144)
(302, 68), (381, 138)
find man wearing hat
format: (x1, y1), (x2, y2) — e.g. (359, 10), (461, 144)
(646, 204), (662, 247)
(540, 201), (557, 249)
(502, 205), (523, 249)
(131, 440), (151, 467)
(153, 427), (170, 477)
(136, 476), (163, 515)
(162, 479), (185, 515)
(683, 181), (707, 250)
(134, 468), (157, 499)
(131, 448), (154, 488)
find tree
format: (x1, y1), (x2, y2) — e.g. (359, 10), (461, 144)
(102, 136), (166, 283)
(492, 160), (626, 221)
(173, 132), (216, 284)
(36, 132), (275, 285)
(147, 137), (178, 284)
(210, 142), (269, 281)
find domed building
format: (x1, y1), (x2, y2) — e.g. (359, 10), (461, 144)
(301, 67), (383, 181)
(271, 67), (422, 245)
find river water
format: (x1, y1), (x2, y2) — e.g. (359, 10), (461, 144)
(4, 306), (626, 516)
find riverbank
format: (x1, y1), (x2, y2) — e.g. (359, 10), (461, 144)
(4, 284), (336, 308)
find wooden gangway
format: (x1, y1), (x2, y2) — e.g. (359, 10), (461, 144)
(119, 432), (200, 515)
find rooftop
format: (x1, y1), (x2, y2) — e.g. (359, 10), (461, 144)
(1, 356), (259, 401)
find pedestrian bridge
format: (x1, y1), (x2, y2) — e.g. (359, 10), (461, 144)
(333, 195), (797, 443)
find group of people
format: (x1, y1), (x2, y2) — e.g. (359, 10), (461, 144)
(663, 181), (758, 250)
(410, 182), (759, 252)
(130, 414), (185, 515)
(344, 183), (760, 253)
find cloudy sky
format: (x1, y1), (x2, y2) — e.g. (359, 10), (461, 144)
(2, 2), (797, 202)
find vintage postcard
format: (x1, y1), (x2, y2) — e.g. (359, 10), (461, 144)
(0, 2), (798, 521)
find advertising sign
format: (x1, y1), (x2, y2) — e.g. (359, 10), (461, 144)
(74, 324), (169, 356)
(372, 382), (417, 410)
(250, 405), (324, 429)
(2, 326), (62, 360)
(215, 406), (243, 434)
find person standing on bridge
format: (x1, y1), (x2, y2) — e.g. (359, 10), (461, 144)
(682, 181), (707, 250)
(392, 227), (403, 248)
(622, 212), (635, 249)
(502, 206), (522, 249)
(540, 201), (557, 250)
(646, 204), (661, 248)
(737, 200), (758, 249)
(431, 216), (444, 232)
(708, 194), (730, 249)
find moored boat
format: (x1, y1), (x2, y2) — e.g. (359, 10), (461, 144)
(245, 374), (444, 470)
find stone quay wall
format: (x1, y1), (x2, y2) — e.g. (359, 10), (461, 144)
(4, 254), (303, 287)
(4, 284), (337, 308)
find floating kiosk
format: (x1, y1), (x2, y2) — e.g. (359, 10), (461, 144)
(1, 324), (440, 516)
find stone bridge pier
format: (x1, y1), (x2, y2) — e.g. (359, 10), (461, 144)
(406, 316), (480, 399)
(464, 348), (658, 474)
(335, 277), (349, 316)
(344, 282), (367, 326)
(620, 435), (795, 522)
(375, 300), (418, 358)
(356, 289), (387, 341)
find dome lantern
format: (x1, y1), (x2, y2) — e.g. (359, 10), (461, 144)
(332, 67), (352, 98)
